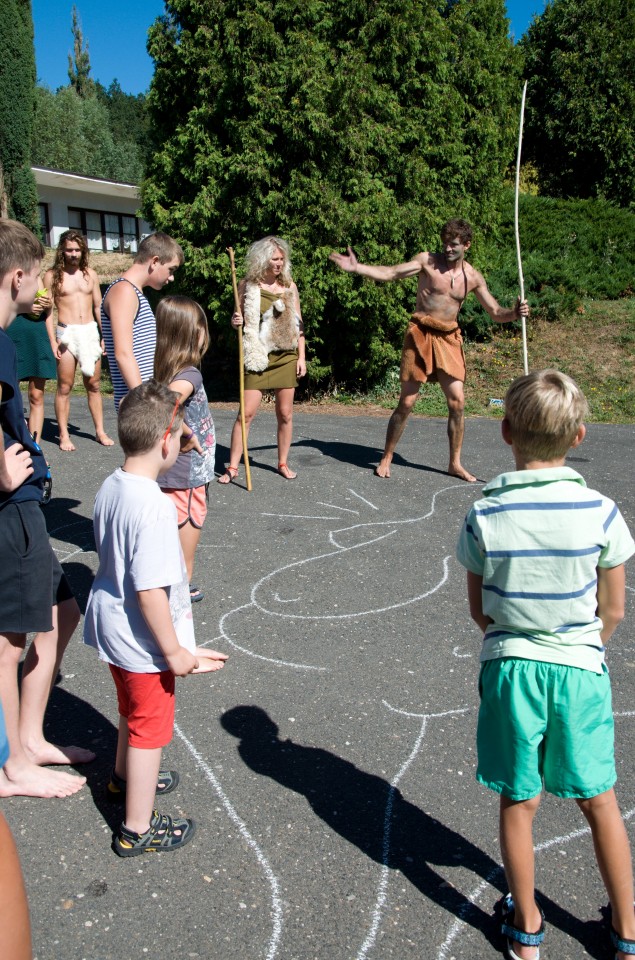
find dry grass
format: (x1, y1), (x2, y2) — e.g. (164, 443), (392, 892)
(42, 248), (133, 284)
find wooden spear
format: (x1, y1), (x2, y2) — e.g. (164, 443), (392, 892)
(227, 246), (252, 491)
(514, 80), (529, 376)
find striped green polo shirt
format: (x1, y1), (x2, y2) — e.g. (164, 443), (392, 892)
(456, 467), (634, 674)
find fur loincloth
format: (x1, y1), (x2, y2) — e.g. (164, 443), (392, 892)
(400, 313), (465, 384)
(242, 283), (299, 373)
(57, 321), (103, 378)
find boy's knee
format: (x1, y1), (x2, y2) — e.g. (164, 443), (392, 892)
(577, 787), (617, 819)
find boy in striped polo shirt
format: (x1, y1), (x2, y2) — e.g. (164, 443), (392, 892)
(457, 370), (635, 960)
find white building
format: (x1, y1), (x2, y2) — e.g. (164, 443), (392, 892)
(33, 166), (152, 253)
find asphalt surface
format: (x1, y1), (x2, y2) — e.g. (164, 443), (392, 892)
(4, 395), (635, 960)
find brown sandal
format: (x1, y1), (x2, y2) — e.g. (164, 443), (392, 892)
(218, 466), (239, 484)
(278, 463), (297, 480)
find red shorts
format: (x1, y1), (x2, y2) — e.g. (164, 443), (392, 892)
(109, 665), (175, 749)
(163, 485), (208, 529)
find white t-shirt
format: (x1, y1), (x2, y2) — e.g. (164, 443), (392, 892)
(84, 468), (195, 673)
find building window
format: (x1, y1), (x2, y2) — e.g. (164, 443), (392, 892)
(67, 207), (141, 253)
(38, 203), (50, 246)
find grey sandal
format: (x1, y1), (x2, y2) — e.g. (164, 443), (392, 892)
(113, 810), (196, 857)
(107, 768), (179, 801)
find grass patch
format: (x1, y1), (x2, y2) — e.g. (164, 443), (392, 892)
(307, 299), (635, 424)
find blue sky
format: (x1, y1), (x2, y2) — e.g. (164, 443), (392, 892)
(32, 0), (547, 96)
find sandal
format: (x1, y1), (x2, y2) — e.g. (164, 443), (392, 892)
(501, 893), (545, 960)
(217, 466), (238, 484)
(107, 768), (179, 802)
(113, 810), (196, 857)
(611, 926), (635, 957)
(189, 585), (204, 603)
(278, 462), (297, 480)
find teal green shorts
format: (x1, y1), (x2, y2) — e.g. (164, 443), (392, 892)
(477, 658), (616, 801)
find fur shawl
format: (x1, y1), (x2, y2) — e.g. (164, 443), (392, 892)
(242, 283), (299, 373)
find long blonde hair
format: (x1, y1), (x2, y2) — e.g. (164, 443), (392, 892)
(244, 236), (293, 286)
(154, 296), (210, 385)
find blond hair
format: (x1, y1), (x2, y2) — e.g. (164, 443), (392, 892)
(244, 236), (293, 286)
(0, 219), (44, 281)
(154, 296), (210, 385)
(117, 380), (183, 456)
(134, 232), (184, 266)
(504, 369), (588, 460)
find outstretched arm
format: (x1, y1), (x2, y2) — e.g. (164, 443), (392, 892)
(473, 271), (529, 324)
(329, 246), (424, 282)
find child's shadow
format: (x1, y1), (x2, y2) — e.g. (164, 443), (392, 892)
(44, 680), (122, 831)
(221, 706), (608, 956)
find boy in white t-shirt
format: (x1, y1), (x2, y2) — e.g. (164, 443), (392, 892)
(84, 380), (226, 857)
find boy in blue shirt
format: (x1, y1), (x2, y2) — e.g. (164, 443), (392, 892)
(0, 219), (91, 800)
(457, 370), (635, 960)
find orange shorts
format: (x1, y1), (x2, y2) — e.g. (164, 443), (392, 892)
(109, 665), (175, 749)
(163, 485), (208, 529)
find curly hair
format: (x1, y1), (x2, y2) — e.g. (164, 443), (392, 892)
(440, 218), (473, 246)
(51, 230), (90, 303)
(244, 236), (293, 286)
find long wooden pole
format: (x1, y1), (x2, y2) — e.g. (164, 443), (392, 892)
(515, 80), (529, 376)
(227, 247), (252, 491)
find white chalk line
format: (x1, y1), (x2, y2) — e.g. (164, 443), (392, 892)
(349, 489), (379, 511)
(357, 703), (469, 960)
(316, 501), (360, 514)
(217, 603), (327, 672)
(436, 809), (635, 960)
(261, 512), (345, 520)
(174, 723), (283, 960)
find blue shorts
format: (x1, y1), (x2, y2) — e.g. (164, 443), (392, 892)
(477, 658), (616, 801)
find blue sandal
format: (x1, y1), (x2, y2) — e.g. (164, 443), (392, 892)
(611, 927), (635, 957)
(501, 893), (546, 960)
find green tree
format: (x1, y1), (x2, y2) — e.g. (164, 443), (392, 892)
(0, 0), (39, 229)
(96, 80), (151, 165)
(520, 0), (635, 207)
(67, 5), (95, 99)
(33, 85), (144, 183)
(144, 0), (520, 386)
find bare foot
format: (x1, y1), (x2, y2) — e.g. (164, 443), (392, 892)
(448, 465), (477, 483)
(374, 458), (391, 478)
(0, 763), (86, 799)
(192, 647), (228, 674)
(278, 463), (297, 480)
(26, 741), (96, 766)
(96, 433), (114, 447)
(59, 436), (75, 452)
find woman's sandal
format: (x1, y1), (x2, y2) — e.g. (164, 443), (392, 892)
(501, 893), (546, 960)
(113, 810), (196, 857)
(106, 768), (179, 802)
(217, 466), (239, 484)
(278, 462), (297, 480)
(189, 585), (204, 603)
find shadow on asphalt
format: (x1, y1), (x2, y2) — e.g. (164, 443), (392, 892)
(221, 705), (608, 958)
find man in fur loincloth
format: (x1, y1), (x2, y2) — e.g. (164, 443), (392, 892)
(329, 219), (529, 482)
(43, 231), (114, 451)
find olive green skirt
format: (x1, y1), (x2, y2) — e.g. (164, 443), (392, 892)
(6, 315), (57, 381)
(244, 350), (298, 391)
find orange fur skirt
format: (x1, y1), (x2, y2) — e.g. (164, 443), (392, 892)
(399, 313), (466, 384)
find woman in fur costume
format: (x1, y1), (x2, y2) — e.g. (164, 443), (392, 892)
(218, 236), (306, 482)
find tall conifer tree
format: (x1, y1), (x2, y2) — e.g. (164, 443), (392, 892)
(0, 0), (39, 229)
